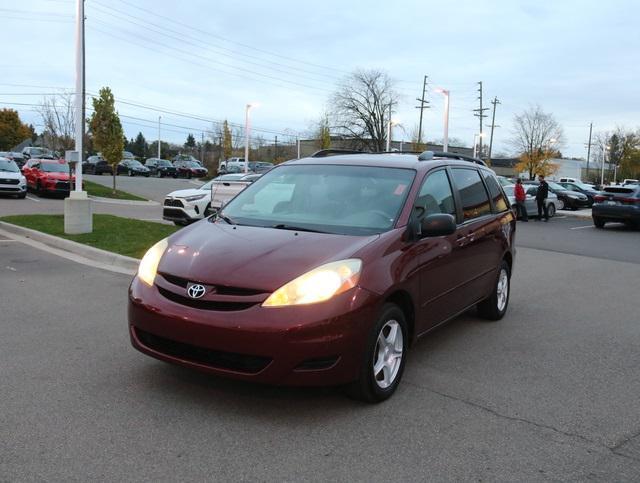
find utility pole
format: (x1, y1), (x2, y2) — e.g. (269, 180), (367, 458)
(415, 75), (429, 147)
(473, 81), (489, 158)
(487, 96), (501, 161)
(296, 135), (300, 159)
(274, 135), (278, 161)
(586, 122), (593, 179)
(157, 116), (161, 158)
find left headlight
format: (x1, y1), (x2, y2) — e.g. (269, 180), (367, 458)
(184, 193), (207, 202)
(262, 259), (362, 307)
(137, 238), (168, 286)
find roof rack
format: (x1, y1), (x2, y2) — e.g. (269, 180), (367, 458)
(418, 150), (486, 166)
(310, 149), (367, 158)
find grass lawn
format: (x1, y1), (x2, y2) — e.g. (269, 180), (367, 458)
(84, 180), (148, 201)
(0, 214), (179, 259)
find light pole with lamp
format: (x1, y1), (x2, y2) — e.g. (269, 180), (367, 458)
(601, 144), (610, 187)
(243, 103), (258, 173)
(435, 88), (450, 151)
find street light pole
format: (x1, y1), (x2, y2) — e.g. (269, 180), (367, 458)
(74, 0), (84, 192)
(601, 145), (609, 187)
(244, 104), (252, 174)
(435, 88), (450, 152)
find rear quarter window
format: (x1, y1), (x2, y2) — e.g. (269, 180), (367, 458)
(482, 171), (510, 212)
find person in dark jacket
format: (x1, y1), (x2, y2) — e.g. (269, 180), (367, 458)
(514, 178), (528, 221)
(536, 174), (550, 221)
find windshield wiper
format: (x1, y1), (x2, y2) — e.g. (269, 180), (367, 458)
(217, 212), (236, 225)
(271, 224), (325, 233)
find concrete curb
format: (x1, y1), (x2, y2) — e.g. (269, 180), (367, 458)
(557, 209), (592, 220)
(0, 221), (140, 272)
(88, 195), (159, 206)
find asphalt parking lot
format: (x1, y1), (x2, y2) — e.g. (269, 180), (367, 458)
(1, 219), (639, 481)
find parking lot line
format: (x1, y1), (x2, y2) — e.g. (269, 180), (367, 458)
(26, 195), (41, 202)
(570, 225), (594, 230)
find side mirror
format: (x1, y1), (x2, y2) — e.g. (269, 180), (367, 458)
(420, 214), (456, 238)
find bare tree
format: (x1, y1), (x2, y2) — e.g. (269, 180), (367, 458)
(510, 105), (564, 179)
(329, 69), (400, 152)
(38, 93), (75, 152)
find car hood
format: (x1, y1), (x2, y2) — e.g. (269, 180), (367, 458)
(157, 221), (379, 291)
(0, 171), (23, 179)
(166, 188), (208, 199)
(42, 172), (72, 180)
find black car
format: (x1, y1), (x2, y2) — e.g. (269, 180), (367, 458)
(83, 156), (113, 175)
(117, 159), (150, 177)
(524, 180), (590, 210)
(593, 186), (640, 228)
(557, 181), (602, 207)
(145, 158), (177, 178)
(173, 160), (208, 178)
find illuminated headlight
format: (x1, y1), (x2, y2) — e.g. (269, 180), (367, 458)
(137, 238), (168, 286)
(184, 194), (207, 202)
(262, 259), (362, 307)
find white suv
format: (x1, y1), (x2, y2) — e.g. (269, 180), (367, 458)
(162, 173), (260, 225)
(0, 157), (27, 198)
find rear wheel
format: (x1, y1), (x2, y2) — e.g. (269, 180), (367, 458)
(593, 217), (606, 228)
(477, 260), (510, 321)
(346, 303), (407, 403)
(547, 203), (556, 218)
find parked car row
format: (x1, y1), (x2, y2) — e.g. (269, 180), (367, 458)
(82, 156), (209, 178)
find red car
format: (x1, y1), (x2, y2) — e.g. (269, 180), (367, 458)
(129, 151), (516, 402)
(22, 158), (76, 195)
(173, 160), (208, 179)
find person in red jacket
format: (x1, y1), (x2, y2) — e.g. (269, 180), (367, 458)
(514, 178), (528, 221)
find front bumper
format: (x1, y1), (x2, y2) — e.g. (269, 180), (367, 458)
(128, 276), (378, 386)
(563, 197), (590, 209)
(0, 183), (26, 194)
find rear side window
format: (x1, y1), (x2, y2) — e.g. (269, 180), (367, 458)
(451, 168), (492, 221)
(482, 171), (509, 212)
(415, 170), (456, 217)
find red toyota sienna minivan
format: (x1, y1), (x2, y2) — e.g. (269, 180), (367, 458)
(129, 151), (516, 402)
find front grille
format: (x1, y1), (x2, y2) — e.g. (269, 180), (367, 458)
(164, 198), (184, 207)
(55, 181), (70, 190)
(0, 178), (19, 185)
(0, 187), (20, 192)
(135, 328), (271, 374)
(159, 272), (264, 296)
(162, 208), (189, 219)
(157, 286), (256, 311)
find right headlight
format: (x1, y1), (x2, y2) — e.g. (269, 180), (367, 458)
(137, 238), (168, 286)
(262, 259), (362, 307)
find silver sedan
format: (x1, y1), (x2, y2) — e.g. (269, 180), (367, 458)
(503, 184), (561, 218)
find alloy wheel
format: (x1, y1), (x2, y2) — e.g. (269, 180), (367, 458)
(497, 268), (509, 312)
(373, 320), (403, 389)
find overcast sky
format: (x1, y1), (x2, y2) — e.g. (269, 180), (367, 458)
(3, 0), (639, 157)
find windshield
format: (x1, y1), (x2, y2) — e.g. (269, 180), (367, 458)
(0, 160), (19, 172)
(129, 161), (145, 168)
(41, 163), (69, 173)
(221, 164), (416, 235)
(502, 185), (515, 196)
(184, 161), (200, 168)
(158, 160), (172, 167)
(547, 181), (565, 191)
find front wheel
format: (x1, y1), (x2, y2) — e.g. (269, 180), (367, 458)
(593, 217), (605, 228)
(128, 170), (134, 177)
(477, 260), (511, 321)
(346, 303), (407, 403)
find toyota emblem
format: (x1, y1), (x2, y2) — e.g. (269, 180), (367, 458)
(187, 283), (206, 299)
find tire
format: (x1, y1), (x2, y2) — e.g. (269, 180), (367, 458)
(345, 303), (408, 403)
(36, 181), (43, 196)
(187, 171), (192, 179)
(477, 260), (511, 321)
(128, 170), (134, 177)
(593, 217), (606, 229)
(557, 199), (565, 210)
(17, 191), (27, 199)
(547, 203), (556, 218)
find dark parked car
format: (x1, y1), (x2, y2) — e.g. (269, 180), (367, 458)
(0, 151), (26, 168)
(557, 181), (602, 206)
(174, 160), (207, 178)
(83, 155), (113, 175)
(129, 150), (516, 402)
(593, 185), (640, 228)
(21, 147), (52, 160)
(524, 180), (589, 210)
(117, 159), (150, 177)
(145, 158), (177, 177)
